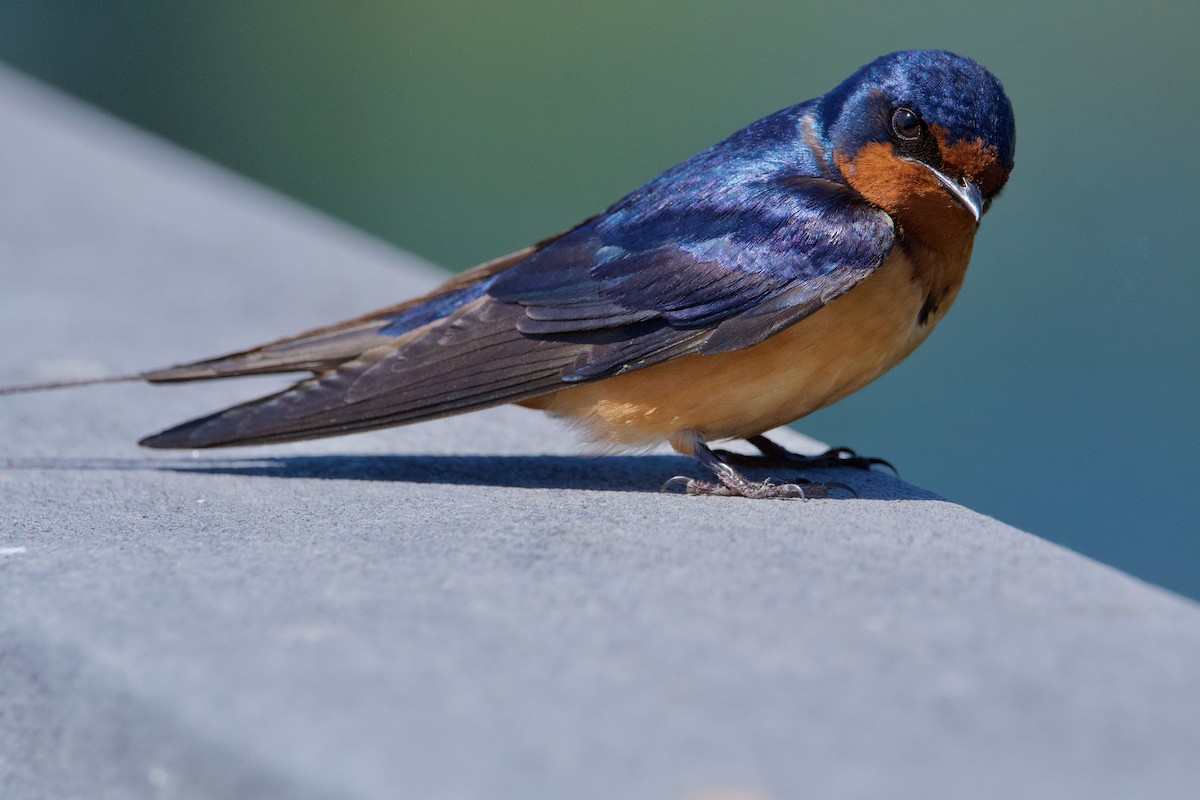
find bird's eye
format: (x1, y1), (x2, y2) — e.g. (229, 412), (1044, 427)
(891, 107), (921, 141)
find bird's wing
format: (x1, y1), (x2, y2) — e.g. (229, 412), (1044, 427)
(141, 246), (536, 381)
(488, 176), (895, 378)
(141, 177), (893, 449)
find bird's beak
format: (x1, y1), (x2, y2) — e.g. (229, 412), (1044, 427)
(926, 165), (984, 223)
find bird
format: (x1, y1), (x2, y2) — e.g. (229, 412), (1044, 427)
(3, 49), (1014, 499)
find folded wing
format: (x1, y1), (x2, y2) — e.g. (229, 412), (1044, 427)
(141, 176), (893, 449)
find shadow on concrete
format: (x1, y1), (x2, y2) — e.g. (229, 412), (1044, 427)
(4, 454), (942, 500)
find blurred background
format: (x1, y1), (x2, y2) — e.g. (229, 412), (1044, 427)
(1, 2), (1196, 599)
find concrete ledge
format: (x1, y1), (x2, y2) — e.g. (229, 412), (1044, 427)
(2, 68), (1199, 800)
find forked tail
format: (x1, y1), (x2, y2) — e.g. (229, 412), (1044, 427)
(0, 374), (145, 396)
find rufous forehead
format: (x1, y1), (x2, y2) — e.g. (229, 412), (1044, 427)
(930, 124), (1011, 198)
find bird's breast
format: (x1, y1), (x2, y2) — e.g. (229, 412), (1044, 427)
(521, 240), (972, 447)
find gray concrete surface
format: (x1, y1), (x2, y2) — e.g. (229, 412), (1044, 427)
(1, 67), (1199, 800)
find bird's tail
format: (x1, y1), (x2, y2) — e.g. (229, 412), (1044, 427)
(0, 374), (146, 396)
(1, 247), (540, 398)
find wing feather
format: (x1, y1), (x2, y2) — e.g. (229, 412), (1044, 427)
(141, 247), (534, 382)
(140, 298), (582, 448)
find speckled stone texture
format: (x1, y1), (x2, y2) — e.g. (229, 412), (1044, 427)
(2, 68), (1198, 800)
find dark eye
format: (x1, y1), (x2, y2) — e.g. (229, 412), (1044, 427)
(891, 107), (921, 141)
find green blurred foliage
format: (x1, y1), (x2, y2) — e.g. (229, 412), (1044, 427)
(2, 2), (1198, 596)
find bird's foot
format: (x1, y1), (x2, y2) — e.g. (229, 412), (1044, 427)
(714, 435), (897, 476)
(661, 458), (856, 500)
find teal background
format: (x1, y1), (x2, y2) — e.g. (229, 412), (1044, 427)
(2, 3), (1197, 598)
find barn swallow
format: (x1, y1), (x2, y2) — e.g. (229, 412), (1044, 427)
(4, 50), (1014, 498)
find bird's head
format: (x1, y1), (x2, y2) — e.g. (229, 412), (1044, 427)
(820, 50), (1015, 234)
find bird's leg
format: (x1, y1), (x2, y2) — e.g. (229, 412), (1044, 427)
(662, 439), (855, 500)
(713, 434), (897, 475)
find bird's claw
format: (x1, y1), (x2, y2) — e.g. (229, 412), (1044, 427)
(661, 475), (697, 493)
(822, 446), (899, 477)
(713, 438), (898, 477)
